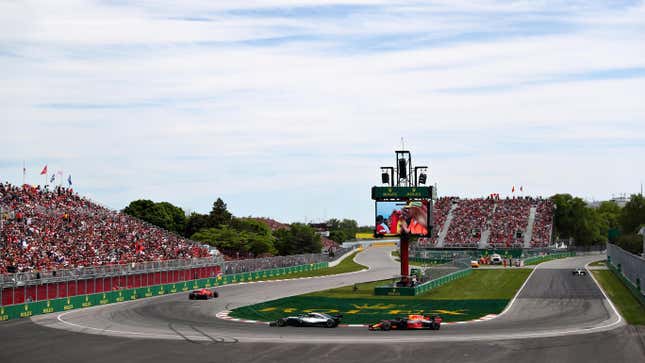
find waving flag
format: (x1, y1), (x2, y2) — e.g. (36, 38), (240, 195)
(512, 185), (515, 193)
(67, 175), (73, 186)
(50, 174), (55, 183)
(40, 165), (48, 175)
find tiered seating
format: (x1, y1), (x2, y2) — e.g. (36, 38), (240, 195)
(428, 197), (454, 244)
(0, 183), (211, 274)
(488, 198), (532, 247)
(530, 199), (554, 247)
(443, 198), (495, 247)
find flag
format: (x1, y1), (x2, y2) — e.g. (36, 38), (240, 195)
(520, 186), (523, 192)
(67, 175), (72, 186)
(56, 170), (63, 177)
(50, 174), (55, 183)
(512, 186), (515, 193)
(40, 165), (48, 175)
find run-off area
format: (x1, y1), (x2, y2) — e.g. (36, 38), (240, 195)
(230, 269), (531, 324)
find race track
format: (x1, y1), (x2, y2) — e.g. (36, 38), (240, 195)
(1, 247), (644, 363)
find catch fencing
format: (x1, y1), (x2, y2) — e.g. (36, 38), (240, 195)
(0, 247), (354, 306)
(607, 243), (645, 303)
(0, 262), (327, 321)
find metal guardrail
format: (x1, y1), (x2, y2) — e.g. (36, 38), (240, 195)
(1, 247), (354, 288)
(222, 247), (353, 275)
(0, 256), (223, 288)
(607, 243), (645, 297)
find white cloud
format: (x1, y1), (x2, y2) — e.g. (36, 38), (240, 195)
(1, 0), (644, 225)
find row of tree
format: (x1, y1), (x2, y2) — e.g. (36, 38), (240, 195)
(551, 193), (644, 254)
(123, 198), (342, 257)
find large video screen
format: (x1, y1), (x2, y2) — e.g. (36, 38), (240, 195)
(375, 200), (431, 237)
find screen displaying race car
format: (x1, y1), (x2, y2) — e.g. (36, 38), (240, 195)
(368, 314), (442, 331)
(188, 288), (218, 300)
(270, 312), (343, 328)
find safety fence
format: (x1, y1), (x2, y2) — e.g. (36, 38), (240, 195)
(523, 252), (575, 265)
(0, 256), (223, 288)
(0, 247), (354, 307)
(0, 262), (327, 321)
(607, 243), (645, 305)
(1, 265), (221, 306)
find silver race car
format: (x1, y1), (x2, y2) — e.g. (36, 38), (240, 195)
(572, 268), (587, 276)
(270, 312), (343, 328)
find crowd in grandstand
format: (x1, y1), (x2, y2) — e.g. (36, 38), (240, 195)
(444, 198), (495, 247)
(430, 196), (553, 248)
(0, 183), (211, 274)
(0, 180), (555, 276)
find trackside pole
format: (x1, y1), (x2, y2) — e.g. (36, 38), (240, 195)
(400, 234), (410, 285)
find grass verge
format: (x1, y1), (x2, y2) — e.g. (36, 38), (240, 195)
(592, 270), (645, 325)
(230, 269), (530, 324)
(254, 251), (367, 281)
(589, 260), (606, 267)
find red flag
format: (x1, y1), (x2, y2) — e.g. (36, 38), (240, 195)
(40, 165), (48, 175)
(512, 186), (515, 193)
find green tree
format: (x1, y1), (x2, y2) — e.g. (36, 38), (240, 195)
(620, 194), (645, 234)
(157, 202), (187, 234)
(185, 213), (212, 237)
(274, 223), (322, 255)
(191, 221), (277, 257)
(123, 199), (186, 235)
(615, 233), (643, 255)
(326, 218), (360, 243)
(210, 198), (232, 227)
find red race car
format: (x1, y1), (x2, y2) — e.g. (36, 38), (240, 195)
(188, 288), (218, 300)
(368, 314), (442, 331)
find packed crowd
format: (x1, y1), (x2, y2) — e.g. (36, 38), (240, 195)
(429, 196), (554, 248)
(0, 183), (212, 274)
(529, 199), (555, 247)
(488, 198), (532, 247)
(444, 198), (495, 247)
(427, 197), (454, 243)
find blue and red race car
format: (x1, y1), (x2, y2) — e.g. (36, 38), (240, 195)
(368, 314), (442, 331)
(188, 288), (218, 300)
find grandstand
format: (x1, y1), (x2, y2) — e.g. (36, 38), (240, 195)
(428, 196), (554, 249)
(0, 182), (214, 274)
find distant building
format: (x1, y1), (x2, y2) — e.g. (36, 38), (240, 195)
(308, 222), (330, 237)
(610, 194), (630, 207)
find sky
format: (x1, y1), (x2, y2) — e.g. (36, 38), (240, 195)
(1, 0), (644, 226)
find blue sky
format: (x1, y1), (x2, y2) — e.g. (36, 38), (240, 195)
(1, 0), (645, 225)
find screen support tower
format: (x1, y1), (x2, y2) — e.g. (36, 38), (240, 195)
(375, 149), (430, 287)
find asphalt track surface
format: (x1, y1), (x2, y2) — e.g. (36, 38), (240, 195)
(1, 247), (644, 363)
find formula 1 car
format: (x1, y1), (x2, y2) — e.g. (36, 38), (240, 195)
(572, 268), (587, 276)
(188, 288), (218, 300)
(368, 314), (442, 331)
(270, 312), (343, 328)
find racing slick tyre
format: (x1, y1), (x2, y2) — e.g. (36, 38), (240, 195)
(381, 321), (391, 331)
(277, 319), (286, 327)
(326, 320), (335, 328)
(432, 323), (440, 330)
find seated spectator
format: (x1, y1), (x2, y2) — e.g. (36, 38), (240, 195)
(0, 182), (212, 274)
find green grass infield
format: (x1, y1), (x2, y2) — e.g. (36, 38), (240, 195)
(230, 269), (531, 324)
(592, 270), (645, 325)
(256, 250), (367, 282)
